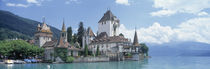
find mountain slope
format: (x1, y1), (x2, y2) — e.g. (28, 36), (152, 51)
(148, 41), (210, 56)
(0, 10), (60, 40)
(0, 28), (31, 40)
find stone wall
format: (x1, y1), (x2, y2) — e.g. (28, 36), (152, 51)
(73, 57), (109, 62)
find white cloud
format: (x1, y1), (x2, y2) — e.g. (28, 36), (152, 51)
(6, 3), (29, 8)
(175, 17), (210, 43)
(151, 0), (210, 17)
(120, 17), (210, 44)
(27, 0), (39, 4)
(150, 10), (176, 17)
(6, 3), (16, 7)
(26, 0), (42, 6)
(115, 0), (130, 6)
(5, 0), (51, 7)
(65, 0), (78, 4)
(198, 12), (208, 16)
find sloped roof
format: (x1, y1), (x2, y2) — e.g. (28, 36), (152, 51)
(57, 37), (69, 48)
(38, 22), (52, 33)
(62, 21), (66, 32)
(95, 32), (108, 39)
(42, 40), (57, 47)
(92, 35), (129, 43)
(98, 10), (119, 23)
(87, 27), (95, 37)
(133, 30), (139, 46)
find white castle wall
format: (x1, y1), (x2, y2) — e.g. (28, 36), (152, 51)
(39, 36), (52, 47)
(98, 20), (120, 36)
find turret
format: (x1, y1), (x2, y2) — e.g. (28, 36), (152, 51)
(37, 24), (41, 31)
(57, 19), (68, 48)
(34, 17), (53, 47)
(62, 19), (66, 32)
(133, 28), (139, 46)
(98, 10), (120, 37)
(60, 19), (67, 43)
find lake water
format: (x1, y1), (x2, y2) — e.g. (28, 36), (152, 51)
(1, 56), (210, 69)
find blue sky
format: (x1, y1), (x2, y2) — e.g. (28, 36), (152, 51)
(1, 0), (210, 44)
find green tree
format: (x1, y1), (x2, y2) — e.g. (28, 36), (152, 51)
(66, 56), (74, 63)
(55, 48), (68, 61)
(140, 43), (149, 56)
(96, 46), (100, 56)
(119, 33), (124, 37)
(84, 44), (88, 57)
(77, 22), (84, 47)
(0, 40), (44, 59)
(67, 26), (73, 43)
(72, 33), (78, 43)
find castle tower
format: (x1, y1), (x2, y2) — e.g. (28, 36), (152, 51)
(61, 20), (67, 42)
(57, 19), (68, 48)
(82, 27), (95, 48)
(34, 17), (53, 47)
(133, 28), (139, 46)
(98, 10), (120, 36)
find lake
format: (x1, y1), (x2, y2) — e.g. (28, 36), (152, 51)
(1, 56), (210, 69)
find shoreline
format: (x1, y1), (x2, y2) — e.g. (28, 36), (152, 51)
(0, 56), (151, 64)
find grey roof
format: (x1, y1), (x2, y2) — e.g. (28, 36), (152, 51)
(133, 30), (139, 46)
(96, 32), (108, 39)
(86, 27), (95, 37)
(98, 10), (119, 23)
(92, 35), (129, 43)
(42, 40), (58, 48)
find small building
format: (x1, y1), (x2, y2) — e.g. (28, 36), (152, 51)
(82, 27), (95, 48)
(34, 18), (53, 47)
(82, 10), (143, 61)
(36, 19), (82, 61)
(89, 32), (131, 57)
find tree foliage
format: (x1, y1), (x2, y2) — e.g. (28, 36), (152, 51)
(67, 26), (73, 43)
(119, 33), (124, 37)
(0, 28), (31, 40)
(54, 48), (68, 61)
(77, 22), (84, 47)
(66, 56), (74, 63)
(0, 40), (44, 59)
(96, 46), (100, 56)
(140, 43), (149, 56)
(72, 33), (78, 43)
(84, 44), (88, 57)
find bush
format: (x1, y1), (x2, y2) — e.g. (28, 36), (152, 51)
(66, 56), (74, 63)
(140, 43), (149, 56)
(0, 40), (44, 59)
(127, 53), (132, 57)
(84, 44), (88, 57)
(54, 48), (67, 61)
(96, 46), (100, 56)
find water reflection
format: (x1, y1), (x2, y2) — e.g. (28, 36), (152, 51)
(2, 57), (210, 69)
(46, 59), (149, 69)
(7, 64), (14, 69)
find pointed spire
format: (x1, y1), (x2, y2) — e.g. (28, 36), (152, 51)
(133, 27), (139, 46)
(62, 18), (66, 32)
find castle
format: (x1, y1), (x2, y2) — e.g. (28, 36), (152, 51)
(34, 10), (143, 61)
(82, 10), (142, 60)
(34, 19), (81, 61)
